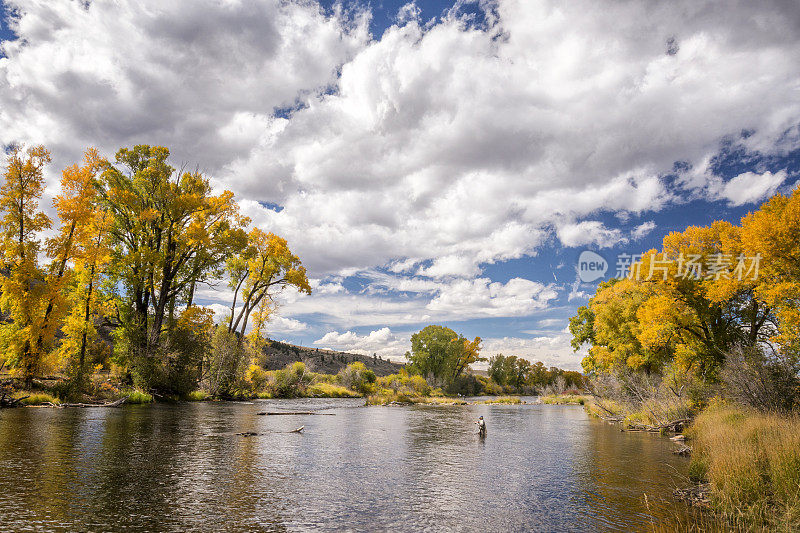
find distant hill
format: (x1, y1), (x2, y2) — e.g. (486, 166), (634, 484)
(261, 339), (405, 376)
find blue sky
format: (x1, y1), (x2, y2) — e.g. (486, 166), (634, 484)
(1, 0), (799, 369)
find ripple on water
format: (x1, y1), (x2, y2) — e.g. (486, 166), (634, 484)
(0, 399), (718, 532)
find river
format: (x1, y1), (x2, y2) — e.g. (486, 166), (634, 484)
(0, 398), (715, 532)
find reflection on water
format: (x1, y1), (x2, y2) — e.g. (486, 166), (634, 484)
(0, 399), (715, 532)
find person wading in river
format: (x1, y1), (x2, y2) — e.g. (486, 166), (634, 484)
(476, 416), (486, 437)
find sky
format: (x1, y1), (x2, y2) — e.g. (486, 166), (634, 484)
(1, 0), (799, 370)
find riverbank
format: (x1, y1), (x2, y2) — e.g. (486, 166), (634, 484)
(2, 360), (585, 408)
(583, 392), (800, 531)
(540, 393), (590, 405)
(686, 403), (800, 531)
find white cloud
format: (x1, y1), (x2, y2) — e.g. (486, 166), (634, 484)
(480, 333), (585, 371)
(313, 327), (408, 360)
(427, 277), (558, 317)
(557, 221), (627, 248)
(713, 170), (788, 206)
(266, 316), (309, 334)
(3, 0), (798, 279)
(556, 220), (628, 248)
(2, 0), (799, 356)
(396, 3), (421, 25)
(0, 0), (368, 202)
(631, 220), (657, 240)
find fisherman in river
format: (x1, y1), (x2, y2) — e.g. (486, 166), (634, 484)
(476, 416), (486, 436)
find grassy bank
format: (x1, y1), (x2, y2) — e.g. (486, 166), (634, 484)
(687, 403), (800, 530)
(541, 393), (589, 405)
(12, 392), (61, 406)
(476, 396), (524, 404)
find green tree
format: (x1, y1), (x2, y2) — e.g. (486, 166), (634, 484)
(406, 325), (482, 387)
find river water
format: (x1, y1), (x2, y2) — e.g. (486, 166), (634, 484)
(0, 398), (714, 532)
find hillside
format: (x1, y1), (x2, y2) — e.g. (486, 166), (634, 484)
(261, 339), (405, 376)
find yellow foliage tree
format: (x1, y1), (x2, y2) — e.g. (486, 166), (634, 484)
(44, 149), (108, 373)
(96, 145), (249, 385)
(227, 228), (311, 341)
(0, 145), (52, 383)
(740, 188), (800, 357)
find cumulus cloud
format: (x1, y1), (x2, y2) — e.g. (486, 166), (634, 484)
(2, 0), (799, 352)
(273, 272), (557, 328)
(266, 316), (309, 334)
(226, 0), (800, 275)
(427, 277), (558, 317)
(557, 221), (627, 248)
(0, 0), (368, 200)
(480, 333), (585, 371)
(313, 327), (408, 360)
(631, 220), (657, 240)
(713, 170), (789, 206)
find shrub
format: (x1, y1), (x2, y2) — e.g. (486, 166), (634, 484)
(541, 394), (587, 405)
(481, 379), (504, 395)
(245, 364), (268, 392)
(446, 373), (482, 396)
(126, 390), (154, 404)
(337, 362), (376, 394)
(721, 346), (800, 413)
(478, 396), (523, 404)
(206, 326), (248, 397)
(185, 390), (209, 401)
(272, 361), (313, 397)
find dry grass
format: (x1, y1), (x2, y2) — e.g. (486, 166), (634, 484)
(687, 402), (800, 530)
(13, 392), (60, 406)
(306, 382), (361, 398)
(365, 390), (466, 405)
(476, 396), (524, 404)
(541, 394), (589, 405)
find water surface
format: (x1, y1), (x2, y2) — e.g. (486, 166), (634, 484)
(0, 399), (709, 532)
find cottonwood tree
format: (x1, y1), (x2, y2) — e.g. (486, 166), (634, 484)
(226, 228), (311, 340)
(0, 145), (52, 384)
(45, 149), (108, 376)
(96, 145), (248, 388)
(572, 190), (799, 378)
(406, 325), (482, 387)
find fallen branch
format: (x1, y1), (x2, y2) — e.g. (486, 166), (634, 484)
(237, 426), (304, 437)
(59, 396), (128, 408)
(626, 418), (691, 432)
(673, 444), (692, 456)
(0, 392), (27, 408)
(257, 411), (334, 416)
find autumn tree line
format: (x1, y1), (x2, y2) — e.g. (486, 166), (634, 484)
(487, 354), (584, 393)
(569, 186), (800, 413)
(0, 144), (310, 398)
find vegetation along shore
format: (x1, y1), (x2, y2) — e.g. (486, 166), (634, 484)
(569, 186), (800, 531)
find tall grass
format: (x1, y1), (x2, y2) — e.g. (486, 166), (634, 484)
(541, 394), (587, 405)
(14, 392), (60, 405)
(185, 390), (210, 401)
(478, 396), (524, 404)
(306, 382), (360, 398)
(126, 390), (154, 404)
(687, 403), (800, 530)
